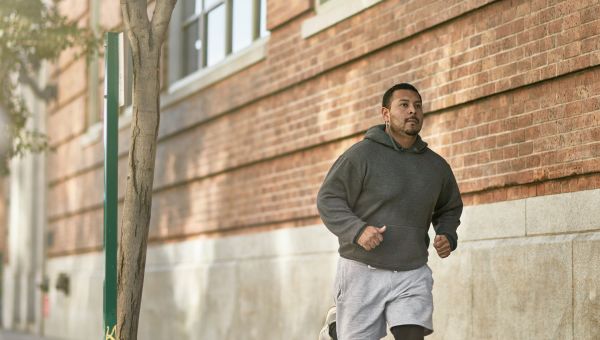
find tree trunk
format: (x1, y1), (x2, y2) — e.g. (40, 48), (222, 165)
(117, 1), (176, 339)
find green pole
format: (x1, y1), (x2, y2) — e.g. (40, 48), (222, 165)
(103, 32), (119, 340)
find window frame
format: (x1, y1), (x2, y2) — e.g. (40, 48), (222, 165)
(165, 0), (269, 107)
(172, 0), (264, 82)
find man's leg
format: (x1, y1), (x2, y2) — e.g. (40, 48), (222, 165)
(390, 325), (424, 340)
(385, 265), (434, 337)
(335, 258), (388, 339)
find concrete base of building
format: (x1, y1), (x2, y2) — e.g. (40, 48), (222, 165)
(40, 189), (600, 340)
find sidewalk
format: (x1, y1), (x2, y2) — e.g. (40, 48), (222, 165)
(0, 330), (62, 340)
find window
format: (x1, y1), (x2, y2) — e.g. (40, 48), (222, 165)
(174, 0), (267, 80)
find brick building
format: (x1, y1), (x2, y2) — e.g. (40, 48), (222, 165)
(1, 0), (599, 339)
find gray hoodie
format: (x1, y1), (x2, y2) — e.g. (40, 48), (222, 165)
(317, 124), (463, 271)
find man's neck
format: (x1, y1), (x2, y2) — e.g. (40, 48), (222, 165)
(386, 127), (417, 149)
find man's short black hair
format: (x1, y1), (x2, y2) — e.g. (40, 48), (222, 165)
(382, 83), (422, 109)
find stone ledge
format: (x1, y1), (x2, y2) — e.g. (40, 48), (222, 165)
(527, 188), (600, 235)
(301, 0), (383, 38)
(460, 188), (600, 242)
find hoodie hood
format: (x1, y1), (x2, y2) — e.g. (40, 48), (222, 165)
(365, 124), (428, 153)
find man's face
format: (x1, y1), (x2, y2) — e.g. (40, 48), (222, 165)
(382, 89), (424, 137)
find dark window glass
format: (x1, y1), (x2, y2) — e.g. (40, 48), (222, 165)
(183, 21), (200, 75)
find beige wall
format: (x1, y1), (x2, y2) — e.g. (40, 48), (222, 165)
(41, 189), (600, 340)
(429, 189), (600, 340)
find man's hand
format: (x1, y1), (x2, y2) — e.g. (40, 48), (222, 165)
(434, 234), (451, 258)
(357, 225), (386, 251)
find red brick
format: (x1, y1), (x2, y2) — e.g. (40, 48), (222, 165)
(267, 0), (312, 30)
(518, 142), (534, 156)
(581, 4), (600, 23)
(564, 41), (582, 58)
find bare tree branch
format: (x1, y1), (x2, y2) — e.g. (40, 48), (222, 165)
(150, 0), (177, 49)
(120, 0), (151, 43)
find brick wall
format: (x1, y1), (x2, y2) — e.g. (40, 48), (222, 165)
(46, 0), (600, 255)
(267, 0), (312, 30)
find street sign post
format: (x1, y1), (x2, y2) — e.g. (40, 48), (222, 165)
(103, 32), (119, 340)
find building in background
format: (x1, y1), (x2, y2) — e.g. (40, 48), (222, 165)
(1, 0), (599, 339)
(1, 65), (48, 333)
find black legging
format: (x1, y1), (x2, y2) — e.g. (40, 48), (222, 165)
(390, 325), (425, 340)
(329, 322), (337, 339)
(328, 323), (424, 340)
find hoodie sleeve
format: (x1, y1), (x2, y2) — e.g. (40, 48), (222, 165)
(317, 154), (368, 245)
(432, 165), (463, 250)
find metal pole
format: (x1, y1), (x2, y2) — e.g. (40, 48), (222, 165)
(103, 32), (119, 340)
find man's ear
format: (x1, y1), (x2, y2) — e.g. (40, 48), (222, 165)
(381, 106), (390, 122)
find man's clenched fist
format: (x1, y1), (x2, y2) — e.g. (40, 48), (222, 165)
(433, 234), (451, 258)
(357, 225), (387, 251)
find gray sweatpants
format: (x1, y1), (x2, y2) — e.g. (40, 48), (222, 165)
(334, 257), (434, 340)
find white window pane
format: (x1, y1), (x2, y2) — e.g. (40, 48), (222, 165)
(206, 4), (226, 67)
(232, 0), (253, 53)
(260, 0), (268, 37)
(183, 20), (200, 75)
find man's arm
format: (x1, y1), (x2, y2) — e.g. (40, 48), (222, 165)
(432, 165), (463, 256)
(317, 155), (369, 245)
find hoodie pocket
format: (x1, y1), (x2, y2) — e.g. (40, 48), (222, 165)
(371, 224), (429, 263)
